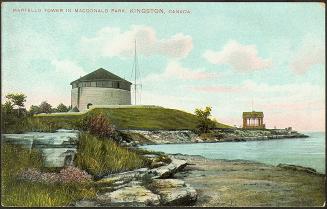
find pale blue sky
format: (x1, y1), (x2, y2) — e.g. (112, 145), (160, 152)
(2, 2), (325, 131)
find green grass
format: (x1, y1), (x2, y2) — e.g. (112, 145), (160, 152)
(1, 135), (150, 206)
(1, 143), (96, 207)
(34, 107), (231, 130)
(2, 181), (96, 207)
(74, 133), (147, 177)
(2, 117), (76, 134)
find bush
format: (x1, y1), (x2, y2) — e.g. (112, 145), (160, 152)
(76, 113), (118, 141)
(88, 113), (116, 138)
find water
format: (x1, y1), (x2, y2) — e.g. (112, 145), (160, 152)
(141, 132), (325, 174)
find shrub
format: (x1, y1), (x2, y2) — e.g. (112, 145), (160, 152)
(75, 113), (119, 141)
(88, 113), (116, 138)
(74, 114), (91, 131)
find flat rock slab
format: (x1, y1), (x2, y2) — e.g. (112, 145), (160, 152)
(149, 158), (187, 178)
(97, 168), (149, 185)
(2, 129), (79, 167)
(2, 130), (79, 147)
(172, 154), (325, 207)
(96, 185), (160, 206)
(150, 179), (197, 206)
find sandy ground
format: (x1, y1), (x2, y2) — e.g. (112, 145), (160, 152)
(172, 154), (325, 207)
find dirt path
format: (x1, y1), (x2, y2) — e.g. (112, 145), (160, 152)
(172, 154), (325, 207)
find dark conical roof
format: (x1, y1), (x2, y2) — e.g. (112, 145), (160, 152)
(70, 68), (132, 85)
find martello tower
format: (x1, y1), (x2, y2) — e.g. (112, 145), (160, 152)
(70, 68), (132, 111)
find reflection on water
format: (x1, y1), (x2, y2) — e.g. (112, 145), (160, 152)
(142, 132), (325, 173)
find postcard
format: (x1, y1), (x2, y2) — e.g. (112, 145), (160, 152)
(1, 2), (325, 207)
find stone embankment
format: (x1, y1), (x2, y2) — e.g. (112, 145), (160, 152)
(120, 128), (309, 146)
(73, 155), (198, 207)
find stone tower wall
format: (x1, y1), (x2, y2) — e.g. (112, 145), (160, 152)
(71, 87), (131, 111)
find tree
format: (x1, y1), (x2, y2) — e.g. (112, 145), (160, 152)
(56, 103), (69, 112)
(194, 106), (216, 133)
(29, 105), (41, 115)
(2, 101), (14, 114)
(39, 101), (52, 113)
(5, 93), (27, 117)
(5, 93), (26, 108)
(1, 101), (14, 126)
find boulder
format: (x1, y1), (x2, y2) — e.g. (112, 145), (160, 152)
(74, 200), (100, 207)
(142, 154), (159, 159)
(97, 168), (149, 185)
(2, 130), (79, 167)
(150, 161), (166, 168)
(96, 185), (160, 206)
(149, 179), (197, 206)
(149, 158), (187, 178)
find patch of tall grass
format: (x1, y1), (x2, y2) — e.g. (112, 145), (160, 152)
(74, 133), (147, 177)
(3, 117), (71, 134)
(2, 181), (96, 207)
(1, 143), (96, 206)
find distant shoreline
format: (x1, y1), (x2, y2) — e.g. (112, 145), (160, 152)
(138, 132), (325, 174)
(124, 128), (310, 146)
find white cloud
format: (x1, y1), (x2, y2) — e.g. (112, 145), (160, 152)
(51, 59), (85, 77)
(191, 79), (323, 100)
(143, 61), (218, 82)
(203, 40), (272, 72)
(290, 37), (325, 74)
(81, 25), (193, 59)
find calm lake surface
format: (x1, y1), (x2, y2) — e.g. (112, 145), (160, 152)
(142, 132), (325, 174)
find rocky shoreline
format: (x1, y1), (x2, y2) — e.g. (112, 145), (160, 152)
(73, 153), (325, 207)
(3, 129), (322, 207)
(120, 128), (309, 146)
(73, 155), (198, 207)
(172, 154), (325, 207)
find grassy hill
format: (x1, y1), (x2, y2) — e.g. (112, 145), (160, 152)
(34, 107), (231, 130)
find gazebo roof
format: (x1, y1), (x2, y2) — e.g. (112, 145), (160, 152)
(70, 68), (132, 85)
(243, 111), (264, 118)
